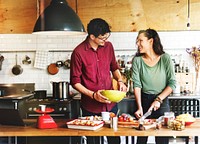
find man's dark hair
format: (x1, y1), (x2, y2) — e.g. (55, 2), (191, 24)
(87, 18), (111, 37)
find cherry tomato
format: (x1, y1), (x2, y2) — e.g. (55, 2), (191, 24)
(128, 117), (134, 122)
(123, 117), (127, 122)
(118, 116), (124, 122)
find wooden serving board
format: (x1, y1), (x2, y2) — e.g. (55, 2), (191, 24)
(118, 120), (139, 128)
(118, 119), (155, 128)
(118, 120), (138, 125)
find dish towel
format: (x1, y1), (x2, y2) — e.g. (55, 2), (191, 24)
(34, 50), (49, 69)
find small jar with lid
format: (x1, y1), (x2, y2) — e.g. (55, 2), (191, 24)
(163, 112), (175, 128)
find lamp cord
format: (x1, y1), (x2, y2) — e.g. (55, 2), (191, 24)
(187, 0), (190, 29)
(187, 0), (190, 19)
(36, 0), (40, 18)
(75, 0), (78, 14)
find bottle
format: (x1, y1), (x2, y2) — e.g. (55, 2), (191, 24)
(185, 62), (189, 73)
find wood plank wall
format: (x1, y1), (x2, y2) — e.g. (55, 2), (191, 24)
(0, 0), (200, 33)
(77, 0), (200, 32)
(0, 0), (36, 33)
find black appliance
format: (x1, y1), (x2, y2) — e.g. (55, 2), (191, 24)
(0, 83), (35, 118)
(0, 83), (35, 144)
(0, 83), (81, 144)
(25, 98), (73, 119)
(23, 95), (81, 144)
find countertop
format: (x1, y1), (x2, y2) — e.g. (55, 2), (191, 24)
(0, 119), (199, 137)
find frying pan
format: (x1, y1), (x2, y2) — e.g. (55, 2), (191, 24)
(0, 55), (4, 70)
(47, 63), (59, 75)
(63, 59), (71, 69)
(12, 54), (23, 75)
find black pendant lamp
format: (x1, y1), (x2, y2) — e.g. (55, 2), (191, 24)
(33, 0), (86, 35)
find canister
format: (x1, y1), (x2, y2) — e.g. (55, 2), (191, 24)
(163, 112), (175, 127)
(110, 117), (118, 131)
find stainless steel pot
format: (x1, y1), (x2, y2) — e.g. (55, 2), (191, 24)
(51, 81), (69, 99)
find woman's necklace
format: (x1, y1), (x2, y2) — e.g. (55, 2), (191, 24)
(144, 55), (158, 61)
(143, 55), (160, 66)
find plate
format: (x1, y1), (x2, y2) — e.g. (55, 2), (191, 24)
(66, 119), (104, 130)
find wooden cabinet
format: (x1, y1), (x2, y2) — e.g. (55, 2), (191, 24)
(0, 0), (200, 33)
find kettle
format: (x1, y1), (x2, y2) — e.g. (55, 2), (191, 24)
(51, 81), (69, 99)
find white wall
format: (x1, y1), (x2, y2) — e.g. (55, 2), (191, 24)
(0, 31), (199, 94)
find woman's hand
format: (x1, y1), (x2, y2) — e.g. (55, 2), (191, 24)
(134, 108), (143, 120)
(148, 100), (161, 111)
(118, 81), (127, 92)
(93, 90), (111, 104)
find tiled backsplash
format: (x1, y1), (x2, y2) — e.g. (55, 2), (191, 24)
(0, 31), (199, 94)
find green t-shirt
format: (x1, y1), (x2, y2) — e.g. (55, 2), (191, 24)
(131, 53), (176, 94)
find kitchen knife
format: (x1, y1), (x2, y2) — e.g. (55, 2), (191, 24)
(156, 116), (164, 124)
(138, 110), (152, 123)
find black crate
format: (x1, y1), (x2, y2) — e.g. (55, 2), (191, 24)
(169, 98), (200, 117)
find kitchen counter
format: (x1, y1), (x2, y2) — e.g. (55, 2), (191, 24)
(0, 118), (199, 144)
(0, 119), (199, 137)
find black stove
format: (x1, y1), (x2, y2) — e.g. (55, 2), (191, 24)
(24, 98), (73, 119)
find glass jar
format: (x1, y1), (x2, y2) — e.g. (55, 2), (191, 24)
(163, 112), (175, 128)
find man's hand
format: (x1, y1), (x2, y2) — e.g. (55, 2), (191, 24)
(93, 90), (111, 103)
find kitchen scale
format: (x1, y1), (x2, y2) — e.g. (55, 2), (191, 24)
(35, 105), (57, 129)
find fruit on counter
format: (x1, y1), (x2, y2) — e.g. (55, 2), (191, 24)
(110, 112), (116, 118)
(118, 113), (135, 122)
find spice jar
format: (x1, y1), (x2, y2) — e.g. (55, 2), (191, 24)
(163, 112), (175, 127)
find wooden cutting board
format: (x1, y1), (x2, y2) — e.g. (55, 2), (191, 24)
(118, 120), (139, 128)
(118, 119), (155, 128)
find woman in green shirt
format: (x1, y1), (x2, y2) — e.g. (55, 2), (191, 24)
(132, 29), (176, 144)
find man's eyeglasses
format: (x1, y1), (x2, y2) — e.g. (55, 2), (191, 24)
(96, 33), (111, 41)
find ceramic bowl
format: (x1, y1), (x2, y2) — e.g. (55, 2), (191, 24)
(101, 90), (126, 102)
